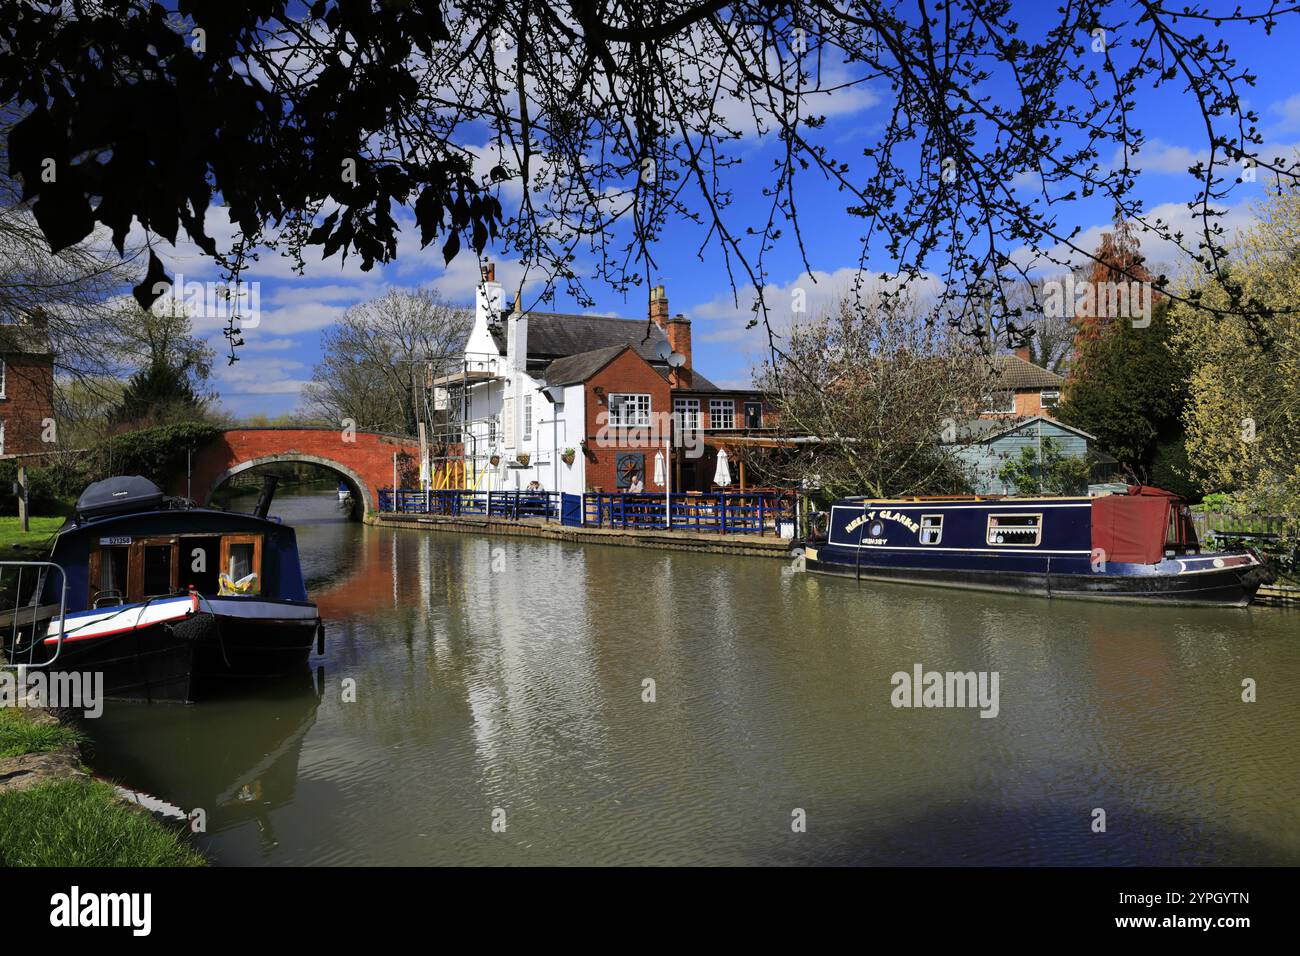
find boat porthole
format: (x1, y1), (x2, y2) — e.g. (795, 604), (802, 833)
(996, 535), (1004, 544)
(1213, 557), (1225, 568)
(869, 521), (884, 537)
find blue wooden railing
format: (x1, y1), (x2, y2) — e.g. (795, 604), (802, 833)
(377, 488), (798, 537)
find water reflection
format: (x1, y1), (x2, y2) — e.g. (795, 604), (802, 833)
(85, 490), (1300, 865)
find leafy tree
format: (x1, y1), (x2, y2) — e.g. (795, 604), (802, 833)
(301, 287), (470, 434)
(997, 436), (1090, 496)
(1170, 183), (1300, 517)
(748, 293), (983, 498)
(108, 303), (213, 426)
(1055, 299), (1191, 487)
(2, 1), (1298, 362)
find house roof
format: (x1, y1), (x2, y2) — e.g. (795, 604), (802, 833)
(951, 414), (1096, 444)
(653, 366), (722, 391)
(540, 345), (631, 386)
(990, 354), (1065, 390)
(491, 312), (669, 363)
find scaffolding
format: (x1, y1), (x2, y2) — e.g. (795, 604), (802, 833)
(421, 350), (503, 491)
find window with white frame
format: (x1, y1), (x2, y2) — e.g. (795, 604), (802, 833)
(981, 390), (1015, 414)
(608, 393), (651, 427)
(709, 399), (735, 429)
(920, 514), (943, 545)
(674, 397), (700, 430)
(523, 393), (533, 441)
(1040, 389), (1060, 409)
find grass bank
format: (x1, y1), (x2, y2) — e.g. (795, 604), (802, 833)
(0, 515), (64, 560)
(0, 708), (205, 867)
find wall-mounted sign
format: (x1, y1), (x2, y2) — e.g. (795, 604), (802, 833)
(615, 453), (645, 488)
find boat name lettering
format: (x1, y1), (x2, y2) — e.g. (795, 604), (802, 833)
(845, 509), (920, 535)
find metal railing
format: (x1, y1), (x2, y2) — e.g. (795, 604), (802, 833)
(378, 489), (561, 521)
(378, 488), (800, 537)
(0, 561), (69, 669)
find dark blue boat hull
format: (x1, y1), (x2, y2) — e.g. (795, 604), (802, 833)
(804, 547), (1266, 606)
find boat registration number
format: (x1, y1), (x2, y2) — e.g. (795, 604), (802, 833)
(99, 536), (132, 545)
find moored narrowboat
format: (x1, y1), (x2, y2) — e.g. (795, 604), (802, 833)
(801, 486), (1272, 606)
(4, 476), (322, 701)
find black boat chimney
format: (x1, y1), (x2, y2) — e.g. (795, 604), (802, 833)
(253, 475), (279, 519)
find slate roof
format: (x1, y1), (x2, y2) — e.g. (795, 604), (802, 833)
(540, 346), (630, 386)
(490, 312), (669, 362)
(990, 354), (1065, 389)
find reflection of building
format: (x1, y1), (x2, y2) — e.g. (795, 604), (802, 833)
(0, 314), (55, 458)
(431, 264), (776, 493)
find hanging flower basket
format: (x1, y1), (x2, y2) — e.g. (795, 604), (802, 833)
(489, 454), (501, 467)
(516, 452), (531, 466)
(561, 448), (576, 466)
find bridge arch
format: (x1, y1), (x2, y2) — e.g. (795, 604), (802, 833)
(177, 427), (421, 519)
(206, 454), (374, 517)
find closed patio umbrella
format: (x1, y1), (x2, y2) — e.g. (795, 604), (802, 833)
(653, 451), (665, 486)
(713, 448), (732, 487)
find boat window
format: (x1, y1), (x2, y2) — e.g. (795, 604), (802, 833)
(141, 544), (174, 597)
(182, 536), (222, 595)
(986, 513), (1042, 546)
(91, 547), (129, 605)
(920, 515), (943, 544)
(220, 534), (263, 596)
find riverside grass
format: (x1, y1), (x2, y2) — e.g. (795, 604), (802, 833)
(0, 515), (63, 558)
(0, 710), (205, 867)
(0, 778), (205, 867)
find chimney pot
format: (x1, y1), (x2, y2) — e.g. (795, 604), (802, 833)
(481, 262), (496, 283)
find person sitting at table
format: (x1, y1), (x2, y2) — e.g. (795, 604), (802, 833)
(627, 476), (644, 493)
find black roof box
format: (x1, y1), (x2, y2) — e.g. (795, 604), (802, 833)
(75, 476), (165, 521)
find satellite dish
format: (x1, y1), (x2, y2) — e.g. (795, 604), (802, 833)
(655, 340), (672, 361)
(668, 351), (686, 368)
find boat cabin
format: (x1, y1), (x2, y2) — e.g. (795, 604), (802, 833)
(88, 530), (265, 608)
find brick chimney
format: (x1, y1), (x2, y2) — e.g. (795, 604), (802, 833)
(1014, 345), (1031, 363)
(649, 287), (693, 387)
(649, 284), (669, 325)
(666, 313), (692, 388)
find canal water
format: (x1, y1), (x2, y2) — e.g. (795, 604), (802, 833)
(86, 489), (1300, 865)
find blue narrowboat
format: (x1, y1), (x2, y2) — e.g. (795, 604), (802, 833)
(801, 486), (1272, 606)
(6, 476), (322, 701)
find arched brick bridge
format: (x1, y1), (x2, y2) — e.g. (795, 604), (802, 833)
(173, 427), (420, 518)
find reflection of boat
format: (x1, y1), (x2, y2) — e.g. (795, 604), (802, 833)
(802, 486), (1272, 606)
(337, 483), (353, 502)
(5, 476), (322, 701)
(90, 670), (322, 845)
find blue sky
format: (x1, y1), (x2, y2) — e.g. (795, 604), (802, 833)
(151, 7), (1300, 419)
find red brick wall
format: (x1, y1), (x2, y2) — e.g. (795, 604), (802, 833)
(1, 353), (55, 456)
(980, 388), (1059, 420)
(183, 428), (420, 512)
(584, 350), (672, 491)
